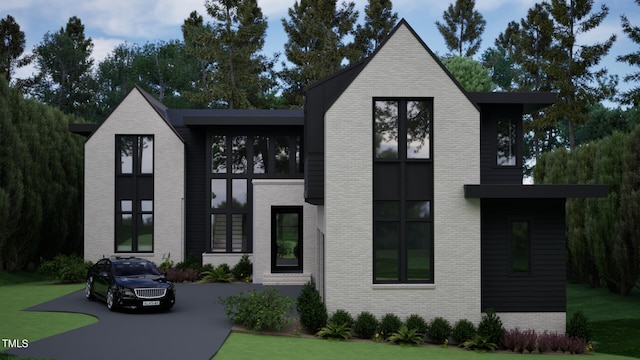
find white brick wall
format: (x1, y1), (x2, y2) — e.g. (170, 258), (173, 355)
(498, 312), (566, 334)
(323, 23), (482, 324)
(84, 89), (184, 265)
(252, 179), (317, 284)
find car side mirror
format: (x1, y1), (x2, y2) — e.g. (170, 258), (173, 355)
(99, 271), (109, 278)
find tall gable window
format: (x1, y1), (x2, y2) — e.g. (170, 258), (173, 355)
(115, 135), (154, 252)
(209, 132), (302, 253)
(497, 117), (517, 166)
(373, 99), (433, 283)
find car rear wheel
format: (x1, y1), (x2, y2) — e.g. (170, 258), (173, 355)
(85, 277), (95, 300)
(106, 288), (118, 311)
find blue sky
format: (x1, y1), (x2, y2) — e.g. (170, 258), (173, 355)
(2, 0), (638, 101)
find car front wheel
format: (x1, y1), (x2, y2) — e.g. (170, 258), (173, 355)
(85, 277), (95, 300)
(106, 287), (118, 311)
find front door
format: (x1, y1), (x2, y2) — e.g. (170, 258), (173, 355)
(271, 207), (303, 272)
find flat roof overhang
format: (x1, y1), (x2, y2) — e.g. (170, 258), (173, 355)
(178, 109), (304, 126)
(69, 123), (98, 136)
(467, 91), (557, 114)
(464, 184), (608, 199)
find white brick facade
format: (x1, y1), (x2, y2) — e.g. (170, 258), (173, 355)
(322, 24), (482, 324)
(498, 312), (566, 334)
(84, 89), (184, 265)
(252, 179), (317, 284)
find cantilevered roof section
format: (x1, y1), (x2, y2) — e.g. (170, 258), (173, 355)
(464, 184), (608, 199)
(467, 92), (557, 114)
(170, 109), (303, 127)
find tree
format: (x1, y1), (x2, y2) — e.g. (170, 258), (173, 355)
(349, 0), (398, 62)
(435, 0), (486, 57)
(442, 55), (494, 92)
(617, 0), (640, 106)
(280, 0), (358, 107)
(26, 16), (96, 118)
(546, 0), (617, 150)
(183, 1), (275, 109)
(0, 15), (27, 83)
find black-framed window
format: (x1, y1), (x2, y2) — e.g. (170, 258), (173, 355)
(208, 131), (303, 253)
(497, 117), (517, 166)
(271, 206), (303, 273)
(115, 135), (154, 253)
(373, 99), (433, 283)
(510, 219), (530, 274)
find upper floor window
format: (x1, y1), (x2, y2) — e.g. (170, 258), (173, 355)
(373, 99), (433, 284)
(497, 117), (517, 166)
(115, 135), (154, 253)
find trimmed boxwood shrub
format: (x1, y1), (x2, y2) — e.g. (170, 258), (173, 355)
(405, 314), (427, 335)
(452, 319), (477, 344)
(329, 309), (354, 327)
(379, 313), (402, 339)
(427, 317), (452, 344)
(353, 311), (378, 339)
(566, 310), (592, 342)
(231, 254), (252, 281)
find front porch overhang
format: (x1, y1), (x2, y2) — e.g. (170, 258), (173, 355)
(464, 184), (608, 199)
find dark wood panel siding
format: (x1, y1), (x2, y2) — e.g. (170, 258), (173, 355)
(176, 126), (207, 259)
(479, 104), (523, 184)
(481, 198), (567, 312)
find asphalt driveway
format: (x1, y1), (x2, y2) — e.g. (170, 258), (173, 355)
(4, 283), (302, 360)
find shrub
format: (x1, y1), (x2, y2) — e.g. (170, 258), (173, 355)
(567, 336), (587, 354)
(503, 328), (537, 353)
(316, 322), (352, 340)
(200, 263), (233, 282)
(566, 310), (592, 342)
(452, 319), (477, 344)
(174, 253), (202, 271)
(405, 314), (427, 335)
(353, 311), (378, 339)
(158, 256), (174, 271)
(165, 268), (199, 282)
(38, 254), (92, 283)
(231, 255), (252, 282)
(462, 334), (498, 352)
(296, 282), (327, 334)
(427, 317), (452, 344)
(477, 308), (504, 347)
(388, 325), (423, 345)
(537, 331), (554, 354)
(329, 309), (354, 327)
(379, 313), (402, 339)
(218, 287), (294, 331)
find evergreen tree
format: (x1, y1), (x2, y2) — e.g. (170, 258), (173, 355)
(349, 0), (398, 62)
(546, 0), (617, 150)
(26, 16), (96, 118)
(435, 0), (486, 57)
(0, 15), (27, 83)
(183, 1), (274, 109)
(280, 0), (358, 107)
(617, 0), (640, 106)
(442, 55), (494, 92)
(481, 21), (520, 91)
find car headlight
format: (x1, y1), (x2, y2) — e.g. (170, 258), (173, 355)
(118, 286), (135, 297)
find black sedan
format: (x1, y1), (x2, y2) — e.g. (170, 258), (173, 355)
(85, 257), (175, 311)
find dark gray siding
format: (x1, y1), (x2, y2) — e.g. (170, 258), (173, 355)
(481, 198), (567, 312)
(176, 126), (207, 259)
(479, 104), (523, 184)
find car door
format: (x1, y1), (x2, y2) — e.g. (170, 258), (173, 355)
(93, 259), (111, 298)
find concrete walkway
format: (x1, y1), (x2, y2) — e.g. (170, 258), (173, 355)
(5, 283), (301, 360)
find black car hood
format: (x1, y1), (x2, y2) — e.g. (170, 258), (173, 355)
(114, 275), (172, 288)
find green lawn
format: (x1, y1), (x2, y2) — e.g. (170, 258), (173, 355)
(566, 283), (640, 358)
(214, 332), (632, 360)
(0, 272), (97, 354)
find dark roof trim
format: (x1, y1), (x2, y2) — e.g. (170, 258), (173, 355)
(467, 92), (557, 114)
(68, 123), (98, 136)
(134, 85), (184, 142)
(464, 184), (608, 199)
(178, 109), (304, 126)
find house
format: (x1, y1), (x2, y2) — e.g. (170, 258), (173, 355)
(70, 20), (606, 333)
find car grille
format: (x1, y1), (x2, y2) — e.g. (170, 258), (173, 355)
(134, 288), (167, 299)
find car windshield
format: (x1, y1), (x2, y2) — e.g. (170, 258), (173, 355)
(114, 262), (162, 277)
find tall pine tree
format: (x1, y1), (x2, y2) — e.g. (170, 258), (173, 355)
(546, 0), (617, 150)
(435, 0), (486, 57)
(349, 0), (398, 63)
(280, 0), (358, 107)
(617, 0), (640, 106)
(0, 15), (27, 83)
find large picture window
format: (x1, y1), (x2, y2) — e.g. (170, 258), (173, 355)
(115, 135), (154, 253)
(373, 99), (433, 283)
(208, 132), (302, 253)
